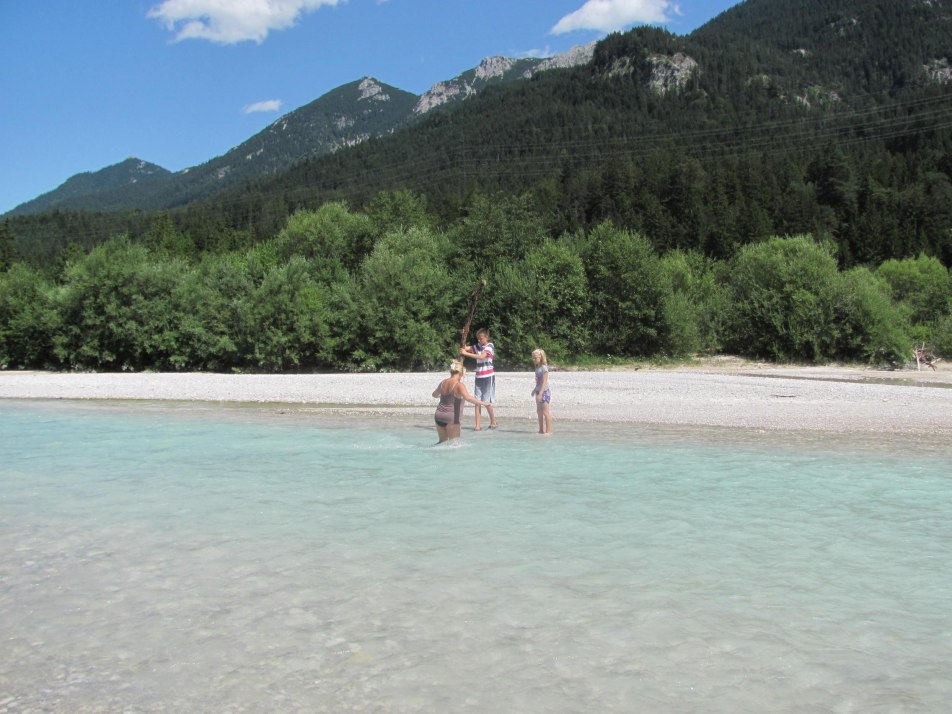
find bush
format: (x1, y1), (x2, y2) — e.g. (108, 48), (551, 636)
(580, 221), (667, 356)
(448, 193), (546, 272)
(55, 237), (191, 370)
(724, 236), (841, 362)
(833, 267), (910, 366)
(366, 190), (433, 235)
(876, 254), (951, 325)
(173, 253), (254, 371)
(241, 255), (333, 371)
(931, 314), (952, 358)
(273, 203), (376, 278)
(659, 250), (729, 356)
(352, 226), (459, 370)
(485, 240), (589, 365)
(0, 264), (60, 368)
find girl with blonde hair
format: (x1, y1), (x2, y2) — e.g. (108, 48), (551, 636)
(530, 349), (552, 435)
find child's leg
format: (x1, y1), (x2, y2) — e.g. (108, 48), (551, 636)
(487, 377), (497, 427)
(474, 380), (484, 430)
(543, 403), (553, 434)
(536, 401), (545, 433)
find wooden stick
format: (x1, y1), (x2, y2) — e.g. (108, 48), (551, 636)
(460, 279), (487, 348)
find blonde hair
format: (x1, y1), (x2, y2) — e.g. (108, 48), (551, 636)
(450, 359), (466, 375)
(531, 349), (547, 365)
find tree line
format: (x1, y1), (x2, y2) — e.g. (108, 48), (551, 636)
(8, 8), (952, 271)
(2, 194), (950, 372)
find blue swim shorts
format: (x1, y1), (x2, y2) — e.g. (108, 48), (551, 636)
(474, 375), (496, 404)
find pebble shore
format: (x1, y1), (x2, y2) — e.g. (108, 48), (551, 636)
(2, 363), (951, 437)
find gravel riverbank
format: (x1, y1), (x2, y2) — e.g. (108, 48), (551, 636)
(3, 364), (951, 437)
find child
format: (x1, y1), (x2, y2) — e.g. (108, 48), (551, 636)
(459, 328), (498, 430)
(530, 348), (552, 435)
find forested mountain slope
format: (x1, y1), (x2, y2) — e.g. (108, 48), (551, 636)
(194, 0), (952, 264)
(6, 0), (952, 267)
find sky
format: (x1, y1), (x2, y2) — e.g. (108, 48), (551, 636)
(0, 0), (739, 214)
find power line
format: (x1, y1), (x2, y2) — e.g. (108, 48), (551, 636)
(9, 89), (952, 243)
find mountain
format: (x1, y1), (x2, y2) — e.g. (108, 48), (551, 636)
(179, 0), (948, 264)
(5, 78), (418, 216)
(11, 158), (170, 215)
(126, 77), (421, 211)
(690, 0), (952, 100)
(412, 44), (596, 114)
(5, 44), (595, 217)
(233, 0), (949, 197)
(7, 0), (952, 268)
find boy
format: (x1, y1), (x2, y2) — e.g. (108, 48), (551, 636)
(459, 328), (498, 430)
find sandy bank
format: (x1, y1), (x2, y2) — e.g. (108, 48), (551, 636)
(2, 363), (951, 437)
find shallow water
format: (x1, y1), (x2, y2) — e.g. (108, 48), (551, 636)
(1, 400), (950, 713)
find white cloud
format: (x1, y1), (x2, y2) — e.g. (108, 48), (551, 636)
(243, 99), (283, 113)
(148, 0), (344, 45)
(551, 0), (676, 35)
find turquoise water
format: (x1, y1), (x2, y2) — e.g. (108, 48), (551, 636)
(1, 400), (950, 713)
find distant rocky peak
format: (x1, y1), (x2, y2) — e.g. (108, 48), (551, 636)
(475, 56), (517, 80)
(523, 41), (597, 78)
(114, 157), (168, 178)
(358, 77), (390, 102)
(414, 43), (597, 116)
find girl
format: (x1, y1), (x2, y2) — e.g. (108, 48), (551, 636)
(530, 349), (552, 435)
(432, 359), (484, 443)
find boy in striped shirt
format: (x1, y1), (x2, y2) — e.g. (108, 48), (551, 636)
(460, 328), (498, 430)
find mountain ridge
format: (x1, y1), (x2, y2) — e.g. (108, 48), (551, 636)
(7, 0), (952, 235)
(6, 44), (596, 217)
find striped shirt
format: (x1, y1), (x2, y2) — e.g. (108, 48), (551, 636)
(472, 341), (495, 378)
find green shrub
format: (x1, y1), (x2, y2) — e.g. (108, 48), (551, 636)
(273, 203), (376, 277)
(931, 314), (952, 358)
(0, 263), (60, 368)
(173, 252), (254, 371)
(659, 250), (729, 356)
(352, 226), (459, 370)
(833, 267), (910, 366)
(876, 254), (951, 324)
(241, 255), (333, 371)
(580, 221), (667, 356)
(485, 240), (589, 365)
(724, 235), (841, 362)
(930, 311), (952, 360)
(55, 237), (191, 370)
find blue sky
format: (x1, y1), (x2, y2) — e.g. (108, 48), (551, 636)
(0, 0), (738, 214)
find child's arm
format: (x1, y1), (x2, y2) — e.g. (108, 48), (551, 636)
(456, 383), (485, 406)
